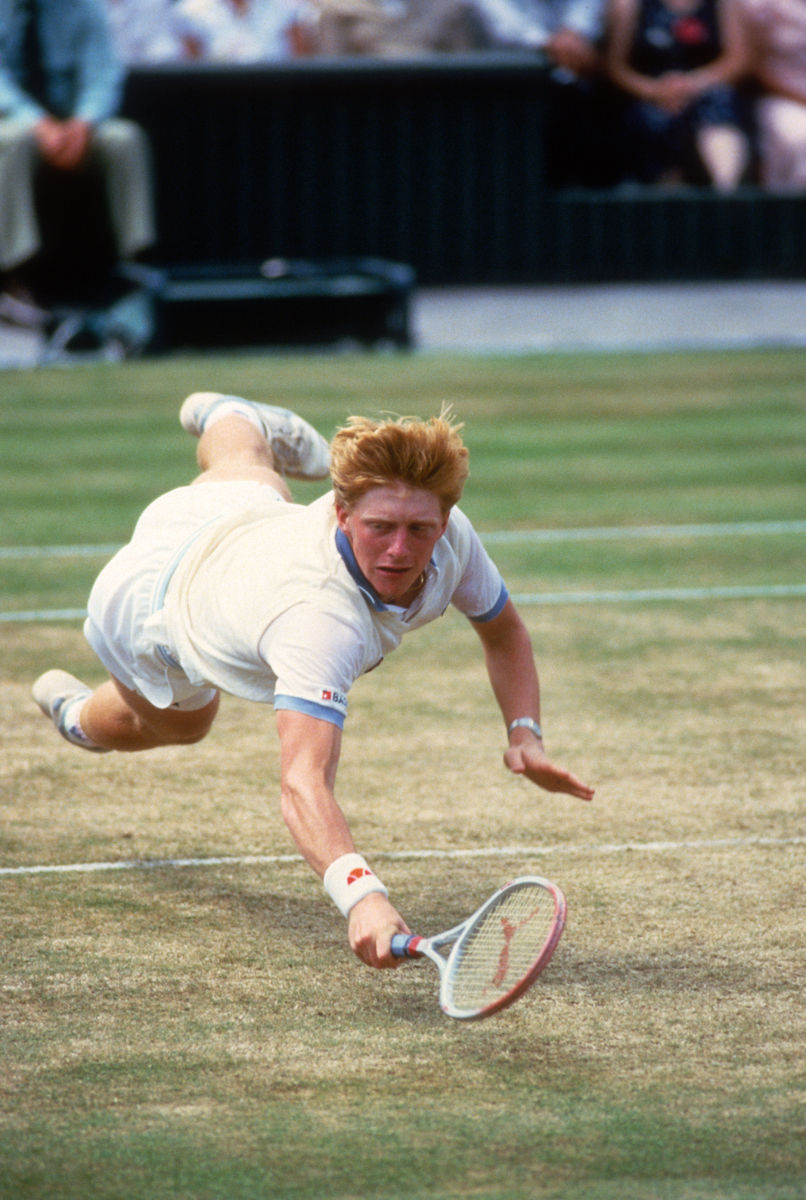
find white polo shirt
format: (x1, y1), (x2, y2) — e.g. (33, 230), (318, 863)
(162, 490), (507, 725)
(87, 484), (508, 726)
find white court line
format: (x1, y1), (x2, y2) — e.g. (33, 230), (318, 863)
(1, 520), (804, 561)
(0, 544), (121, 559)
(3, 582), (805, 625)
(1, 835), (803, 878)
(511, 583), (806, 605)
(0, 607), (88, 623)
(2, 519), (804, 622)
(481, 519), (806, 544)
(2, 583), (804, 624)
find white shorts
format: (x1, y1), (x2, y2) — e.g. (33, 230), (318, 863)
(84, 480), (285, 709)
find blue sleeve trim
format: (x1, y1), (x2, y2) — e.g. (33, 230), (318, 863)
(274, 695), (346, 729)
(469, 582), (509, 623)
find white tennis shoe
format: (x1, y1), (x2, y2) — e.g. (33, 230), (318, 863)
(179, 391), (331, 480)
(32, 670), (109, 752)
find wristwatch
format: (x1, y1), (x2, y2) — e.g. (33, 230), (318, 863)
(506, 717), (543, 740)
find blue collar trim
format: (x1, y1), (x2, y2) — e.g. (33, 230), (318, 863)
(335, 527), (388, 612)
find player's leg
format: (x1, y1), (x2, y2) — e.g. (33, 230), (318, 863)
(179, 392), (330, 491)
(82, 675), (220, 750)
(189, 404), (293, 498)
(33, 668), (219, 753)
(32, 392), (329, 752)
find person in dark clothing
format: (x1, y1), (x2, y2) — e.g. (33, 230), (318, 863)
(605, 0), (750, 188)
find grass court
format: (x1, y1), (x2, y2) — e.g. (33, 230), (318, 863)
(1, 347), (804, 1199)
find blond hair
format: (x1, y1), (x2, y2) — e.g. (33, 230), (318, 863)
(329, 410), (469, 514)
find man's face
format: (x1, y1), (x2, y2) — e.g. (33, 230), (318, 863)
(335, 483), (449, 605)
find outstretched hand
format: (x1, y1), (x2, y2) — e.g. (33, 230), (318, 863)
(504, 740), (594, 801)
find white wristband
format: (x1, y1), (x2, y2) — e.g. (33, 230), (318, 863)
(323, 853), (388, 918)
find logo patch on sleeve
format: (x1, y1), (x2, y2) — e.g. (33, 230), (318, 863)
(321, 688), (347, 709)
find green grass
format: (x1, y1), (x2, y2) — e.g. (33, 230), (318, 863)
(1, 346), (805, 1199)
(2, 347), (804, 611)
(2, 349), (805, 544)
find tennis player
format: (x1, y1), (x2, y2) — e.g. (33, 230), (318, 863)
(32, 394), (594, 968)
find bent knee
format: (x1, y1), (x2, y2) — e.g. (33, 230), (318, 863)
(154, 693), (220, 744)
(111, 680), (220, 747)
(168, 718), (215, 745)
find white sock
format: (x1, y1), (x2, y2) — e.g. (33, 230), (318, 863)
(202, 398), (264, 436)
(58, 695), (109, 753)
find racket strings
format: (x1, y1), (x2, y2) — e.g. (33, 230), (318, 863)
(446, 886), (558, 1011)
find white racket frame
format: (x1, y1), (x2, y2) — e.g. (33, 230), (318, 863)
(393, 875), (567, 1020)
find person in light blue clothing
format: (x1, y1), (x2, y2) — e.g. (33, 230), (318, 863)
(0, 0), (155, 327)
(476, 0), (605, 76)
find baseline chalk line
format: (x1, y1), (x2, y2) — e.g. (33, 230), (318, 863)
(1, 518), (804, 561)
(3, 518), (804, 622)
(3, 583), (805, 625)
(2, 835), (803, 879)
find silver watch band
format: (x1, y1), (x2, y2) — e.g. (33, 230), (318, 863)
(507, 717), (543, 740)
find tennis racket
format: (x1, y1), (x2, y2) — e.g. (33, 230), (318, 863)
(391, 875), (566, 1020)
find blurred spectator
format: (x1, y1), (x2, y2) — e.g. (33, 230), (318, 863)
(741, 0), (806, 190)
(311, 1), (615, 184)
(105, 0), (186, 64)
(172, 0), (309, 60)
(473, 0), (605, 77)
(310, 0), (387, 56)
(0, 0), (155, 327)
(312, 0), (490, 56)
(382, 0), (491, 52)
(605, 0), (751, 189)
(312, 0), (606, 63)
(474, 1), (618, 188)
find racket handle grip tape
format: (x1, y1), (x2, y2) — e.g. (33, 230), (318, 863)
(390, 933), (424, 958)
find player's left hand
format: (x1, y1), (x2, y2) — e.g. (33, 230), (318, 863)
(504, 740), (594, 801)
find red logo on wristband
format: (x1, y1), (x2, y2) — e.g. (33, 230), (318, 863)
(347, 867), (374, 886)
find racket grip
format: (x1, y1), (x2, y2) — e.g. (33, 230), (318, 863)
(390, 933), (423, 958)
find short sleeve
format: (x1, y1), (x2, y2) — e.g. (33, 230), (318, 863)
(258, 604), (367, 727)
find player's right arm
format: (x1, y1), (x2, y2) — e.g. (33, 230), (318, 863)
(276, 708), (350, 875)
(275, 709), (408, 967)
